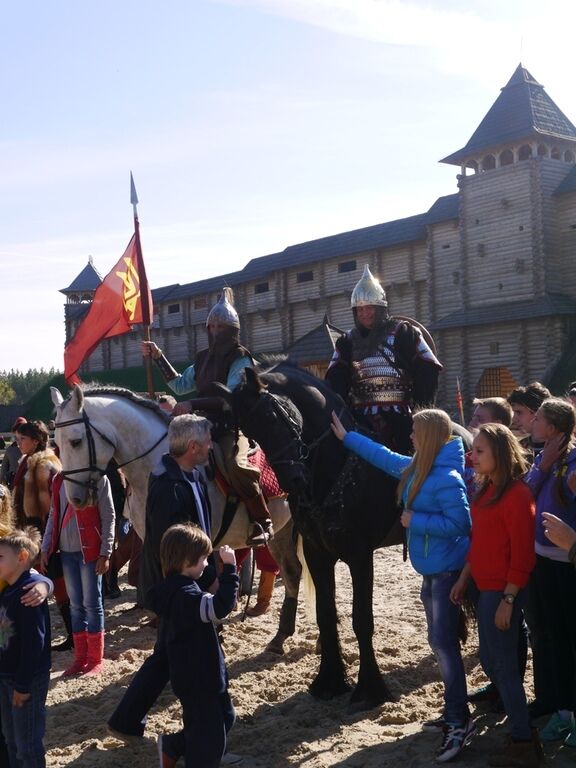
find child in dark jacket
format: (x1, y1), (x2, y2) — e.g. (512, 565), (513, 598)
(151, 523), (239, 768)
(0, 527), (51, 768)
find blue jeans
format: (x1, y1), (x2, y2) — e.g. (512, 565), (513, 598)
(420, 571), (468, 725)
(0, 671), (49, 768)
(478, 590), (531, 741)
(60, 551), (103, 633)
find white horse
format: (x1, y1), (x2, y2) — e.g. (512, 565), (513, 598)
(50, 384), (302, 653)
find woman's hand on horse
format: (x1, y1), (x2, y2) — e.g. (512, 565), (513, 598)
(400, 509), (413, 528)
(173, 401), (192, 417)
(95, 556), (110, 576)
(331, 411), (348, 441)
(141, 341), (161, 360)
(219, 545), (236, 567)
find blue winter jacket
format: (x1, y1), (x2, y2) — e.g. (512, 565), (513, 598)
(343, 432), (471, 575)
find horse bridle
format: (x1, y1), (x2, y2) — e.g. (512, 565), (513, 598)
(55, 409), (167, 494)
(241, 390), (340, 467)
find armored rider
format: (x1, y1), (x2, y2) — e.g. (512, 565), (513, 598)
(326, 265), (442, 453)
(142, 288), (273, 546)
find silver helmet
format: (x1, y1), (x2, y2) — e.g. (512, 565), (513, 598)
(206, 286), (240, 329)
(350, 265), (387, 308)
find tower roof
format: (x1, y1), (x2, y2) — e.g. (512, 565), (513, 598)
(60, 257), (102, 294)
(441, 64), (576, 166)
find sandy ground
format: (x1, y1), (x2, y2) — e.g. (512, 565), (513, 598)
(45, 546), (573, 767)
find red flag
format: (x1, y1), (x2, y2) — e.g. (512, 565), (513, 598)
(64, 233), (154, 385)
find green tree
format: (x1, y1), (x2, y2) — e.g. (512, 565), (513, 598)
(0, 378), (16, 405)
(0, 368), (60, 405)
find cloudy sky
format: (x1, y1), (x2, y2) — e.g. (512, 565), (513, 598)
(3, 0), (576, 371)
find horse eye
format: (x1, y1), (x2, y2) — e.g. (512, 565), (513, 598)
(70, 439), (82, 449)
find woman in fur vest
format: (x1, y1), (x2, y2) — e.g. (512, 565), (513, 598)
(12, 421), (61, 531)
(12, 421), (74, 650)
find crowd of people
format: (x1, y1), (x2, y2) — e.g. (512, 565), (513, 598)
(0, 270), (575, 767)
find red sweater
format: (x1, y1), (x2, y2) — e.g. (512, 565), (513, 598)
(468, 480), (536, 591)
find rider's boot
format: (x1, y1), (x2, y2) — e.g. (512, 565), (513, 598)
(245, 493), (274, 547)
(246, 569), (276, 616)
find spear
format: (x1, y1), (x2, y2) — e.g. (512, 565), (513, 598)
(131, 172), (155, 399)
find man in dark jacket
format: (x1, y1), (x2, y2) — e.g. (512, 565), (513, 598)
(109, 414), (217, 739)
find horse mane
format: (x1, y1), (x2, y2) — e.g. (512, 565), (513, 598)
(68, 384), (172, 426)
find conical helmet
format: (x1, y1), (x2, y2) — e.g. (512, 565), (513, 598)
(350, 265), (387, 308)
(206, 286), (240, 329)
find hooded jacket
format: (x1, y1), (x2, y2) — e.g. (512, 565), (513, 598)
(149, 565), (238, 698)
(343, 432), (470, 575)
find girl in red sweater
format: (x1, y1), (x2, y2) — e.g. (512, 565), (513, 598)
(451, 424), (541, 767)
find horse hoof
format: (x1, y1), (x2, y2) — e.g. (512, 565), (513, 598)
(265, 640), (285, 655)
(309, 679), (351, 700)
(349, 681), (396, 708)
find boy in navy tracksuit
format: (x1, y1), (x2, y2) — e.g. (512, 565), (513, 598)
(0, 527), (51, 768)
(151, 523), (239, 768)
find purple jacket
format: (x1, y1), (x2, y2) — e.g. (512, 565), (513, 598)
(524, 447), (576, 551)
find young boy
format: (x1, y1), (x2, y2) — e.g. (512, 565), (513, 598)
(0, 527), (51, 768)
(152, 523), (239, 768)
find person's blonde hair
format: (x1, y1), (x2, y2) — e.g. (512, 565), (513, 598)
(0, 485), (14, 537)
(397, 409), (453, 508)
(0, 526), (42, 562)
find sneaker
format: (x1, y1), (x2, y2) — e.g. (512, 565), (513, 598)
(435, 719), (476, 763)
(565, 721), (576, 748)
(422, 715), (446, 733)
(221, 752), (244, 765)
(540, 712), (574, 742)
(157, 735), (177, 768)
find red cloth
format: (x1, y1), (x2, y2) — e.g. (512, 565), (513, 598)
(64, 227), (152, 385)
(247, 450), (283, 498)
(235, 547), (279, 574)
(468, 480), (536, 591)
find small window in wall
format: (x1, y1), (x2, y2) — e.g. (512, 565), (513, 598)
(254, 282), (269, 294)
(500, 149), (514, 166)
(194, 296), (208, 309)
(518, 144), (532, 161)
(167, 303), (180, 314)
(489, 342), (500, 355)
(338, 260), (357, 274)
(297, 270), (314, 283)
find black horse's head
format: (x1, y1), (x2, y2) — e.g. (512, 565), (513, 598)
(226, 368), (309, 494)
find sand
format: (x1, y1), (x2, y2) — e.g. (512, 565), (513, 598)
(45, 546), (573, 767)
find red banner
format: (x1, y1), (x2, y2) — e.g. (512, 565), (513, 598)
(64, 231), (153, 385)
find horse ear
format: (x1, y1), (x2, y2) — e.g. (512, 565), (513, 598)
(71, 384), (85, 412)
(207, 382), (232, 406)
(244, 367), (265, 393)
(50, 387), (64, 407)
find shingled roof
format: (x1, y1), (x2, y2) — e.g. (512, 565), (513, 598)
(430, 293), (576, 330)
(60, 258), (102, 294)
(441, 65), (576, 166)
(286, 315), (344, 364)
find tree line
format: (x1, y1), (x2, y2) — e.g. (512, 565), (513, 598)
(0, 368), (61, 405)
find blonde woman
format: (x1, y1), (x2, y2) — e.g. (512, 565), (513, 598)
(331, 408), (473, 763)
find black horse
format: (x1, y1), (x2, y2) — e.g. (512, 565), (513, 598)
(219, 360), (411, 709)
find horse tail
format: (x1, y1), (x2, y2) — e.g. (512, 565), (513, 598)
(296, 535), (316, 620)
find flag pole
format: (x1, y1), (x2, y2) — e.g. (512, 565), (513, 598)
(131, 172), (155, 399)
(456, 377), (465, 426)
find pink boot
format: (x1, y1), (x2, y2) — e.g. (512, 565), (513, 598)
(83, 631), (105, 676)
(63, 632), (88, 677)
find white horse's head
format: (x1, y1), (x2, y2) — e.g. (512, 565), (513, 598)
(51, 385), (116, 508)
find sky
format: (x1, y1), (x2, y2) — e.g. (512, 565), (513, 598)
(3, 0), (576, 371)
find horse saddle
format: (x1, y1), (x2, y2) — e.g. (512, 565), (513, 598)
(209, 442), (284, 502)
